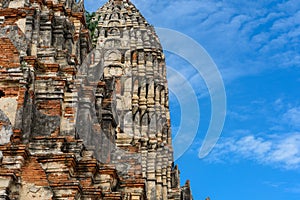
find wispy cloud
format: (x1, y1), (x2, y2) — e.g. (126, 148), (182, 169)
(285, 184), (300, 194)
(129, 0), (299, 80)
(283, 107), (300, 129)
(205, 133), (300, 170)
(204, 101), (300, 170)
(85, 0), (300, 83)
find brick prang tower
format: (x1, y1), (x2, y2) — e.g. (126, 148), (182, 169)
(0, 0), (193, 199)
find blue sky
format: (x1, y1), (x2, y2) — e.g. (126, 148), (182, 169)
(85, 0), (300, 199)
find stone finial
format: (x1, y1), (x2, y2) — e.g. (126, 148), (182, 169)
(111, 0), (127, 4)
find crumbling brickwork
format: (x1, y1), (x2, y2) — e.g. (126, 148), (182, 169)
(0, 0), (193, 199)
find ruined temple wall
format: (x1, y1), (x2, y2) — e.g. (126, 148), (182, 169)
(0, 0), (193, 199)
(91, 1), (191, 199)
(0, 0), (91, 141)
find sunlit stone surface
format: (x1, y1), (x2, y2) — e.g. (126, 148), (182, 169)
(0, 0), (193, 199)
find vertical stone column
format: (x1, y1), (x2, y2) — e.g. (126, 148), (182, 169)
(52, 17), (65, 50)
(31, 6), (40, 56)
(147, 150), (157, 200)
(156, 147), (163, 200)
(39, 11), (52, 48)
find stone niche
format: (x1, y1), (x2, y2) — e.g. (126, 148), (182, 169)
(104, 65), (123, 78)
(0, 109), (13, 145)
(0, 97), (18, 127)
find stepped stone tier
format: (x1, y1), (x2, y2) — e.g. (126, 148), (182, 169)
(0, 0), (193, 199)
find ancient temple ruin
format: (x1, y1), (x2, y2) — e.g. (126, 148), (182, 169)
(0, 0), (193, 199)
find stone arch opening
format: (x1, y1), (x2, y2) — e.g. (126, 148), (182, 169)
(0, 109), (13, 145)
(0, 90), (4, 98)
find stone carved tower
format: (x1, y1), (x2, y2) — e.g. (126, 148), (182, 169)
(0, 0), (193, 199)
(88, 0), (179, 199)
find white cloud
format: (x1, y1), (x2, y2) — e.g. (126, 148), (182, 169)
(204, 102), (300, 170)
(134, 0), (300, 77)
(204, 133), (300, 170)
(283, 107), (300, 129)
(270, 135), (300, 164)
(273, 98), (285, 111)
(84, 0), (300, 83)
(285, 185), (300, 194)
(237, 135), (272, 156)
(227, 111), (250, 121)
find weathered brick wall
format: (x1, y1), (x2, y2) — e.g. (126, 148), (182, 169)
(0, 38), (20, 68)
(0, 0), (193, 199)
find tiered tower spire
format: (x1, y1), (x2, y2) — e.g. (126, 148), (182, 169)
(83, 1), (191, 199)
(0, 0), (193, 199)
